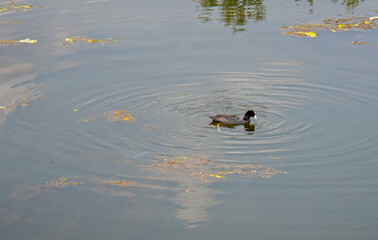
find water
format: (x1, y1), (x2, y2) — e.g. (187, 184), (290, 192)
(1, 0), (378, 239)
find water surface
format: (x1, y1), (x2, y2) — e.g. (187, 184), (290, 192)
(1, 0), (378, 239)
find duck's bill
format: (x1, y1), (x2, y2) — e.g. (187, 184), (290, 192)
(254, 116), (257, 120)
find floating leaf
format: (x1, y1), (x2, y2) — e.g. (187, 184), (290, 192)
(210, 174), (225, 178)
(281, 16), (378, 38)
(1, 38), (37, 45)
(64, 36), (118, 45)
(168, 160), (180, 165)
(18, 38), (37, 43)
(65, 37), (74, 43)
(9, 4), (33, 9)
(0, 40), (16, 44)
(59, 177), (68, 182)
(106, 110), (136, 122)
(102, 180), (130, 186)
(73, 109), (78, 111)
(0, 3), (34, 13)
(44, 177), (84, 188)
(350, 41), (371, 46)
(296, 31), (317, 38)
(78, 116), (95, 123)
(151, 155), (285, 181)
(217, 171), (233, 175)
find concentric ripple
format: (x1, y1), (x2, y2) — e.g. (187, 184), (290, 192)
(10, 64), (378, 168)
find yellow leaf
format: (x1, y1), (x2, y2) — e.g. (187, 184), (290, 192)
(18, 38), (37, 44)
(331, 30), (336, 32)
(295, 31), (317, 38)
(9, 4), (33, 9)
(73, 109), (78, 111)
(59, 177), (68, 182)
(65, 37), (74, 43)
(306, 32), (317, 38)
(217, 171), (233, 175)
(0, 4), (33, 13)
(0, 40), (16, 44)
(338, 24), (343, 28)
(210, 174), (225, 178)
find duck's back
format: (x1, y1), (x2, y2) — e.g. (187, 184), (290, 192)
(209, 114), (247, 124)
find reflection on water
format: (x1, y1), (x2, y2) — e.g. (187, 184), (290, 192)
(1, 0), (378, 238)
(210, 121), (256, 133)
(297, 0), (366, 13)
(0, 61), (42, 131)
(196, 0), (266, 32)
(173, 183), (221, 229)
(195, 0), (367, 31)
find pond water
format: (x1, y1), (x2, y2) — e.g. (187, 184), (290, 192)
(1, 0), (378, 239)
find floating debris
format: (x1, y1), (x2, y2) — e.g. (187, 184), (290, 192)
(349, 41), (372, 46)
(44, 177), (84, 188)
(75, 110), (135, 123)
(0, 100), (29, 110)
(209, 174), (225, 179)
(106, 110), (136, 122)
(78, 115), (95, 123)
(0, 38), (37, 45)
(281, 16), (378, 38)
(102, 180), (131, 186)
(151, 156), (285, 181)
(179, 188), (196, 193)
(0, 3), (34, 13)
(19, 38), (37, 43)
(65, 36), (118, 45)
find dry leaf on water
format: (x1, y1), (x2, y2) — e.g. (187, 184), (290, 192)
(65, 36), (119, 44)
(281, 16), (378, 38)
(106, 110), (136, 122)
(0, 3), (34, 13)
(151, 155), (285, 181)
(102, 180), (131, 186)
(44, 177), (84, 188)
(0, 38), (37, 45)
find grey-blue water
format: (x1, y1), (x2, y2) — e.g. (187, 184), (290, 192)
(1, 0), (378, 239)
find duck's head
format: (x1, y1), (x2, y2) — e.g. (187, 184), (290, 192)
(243, 110), (257, 120)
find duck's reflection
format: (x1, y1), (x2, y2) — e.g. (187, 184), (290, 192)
(210, 122), (256, 133)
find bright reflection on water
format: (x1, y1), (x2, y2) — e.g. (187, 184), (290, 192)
(1, 0), (378, 239)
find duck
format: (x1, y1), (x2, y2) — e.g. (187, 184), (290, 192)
(209, 110), (257, 125)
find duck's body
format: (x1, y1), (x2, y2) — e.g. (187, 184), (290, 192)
(209, 110), (256, 125)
